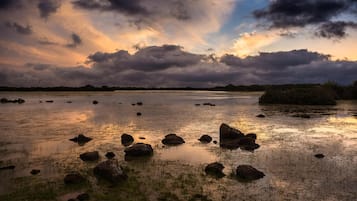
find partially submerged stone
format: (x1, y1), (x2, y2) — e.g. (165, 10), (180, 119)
(79, 151), (99, 161)
(93, 159), (127, 183)
(105, 152), (115, 159)
(0, 165), (15, 170)
(121, 133), (134, 146)
(219, 124), (260, 151)
(198, 135), (212, 143)
(314, 153), (325, 158)
(256, 114), (265, 118)
(205, 162), (225, 178)
(124, 143), (153, 157)
(30, 169), (40, 175)
(69, 134), (92, 145)
(236, 165), (265, 181)
(92, 100), (98, 104)
(0, 98), (25, 104)
(162, 134), (185, 145)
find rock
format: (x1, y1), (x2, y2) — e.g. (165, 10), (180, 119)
(45, 100), (54, 103)
(30, 169), (40, 175)
(105, 152), (115, 159)
(205, 162), (225, 178)
(66, 101), (72, 103)
(67, 199), (76, 201)
(124, 143), (153, 157)
(93, 159), (127, 183)
(0, 98), (25, 104)
(314, 153), (325, 158)
(256, 114), (265, 118)
(79, 151), (99, 161)
(69, 134), (92, 145)
(238, 137), (260, 151)
(203, 102), (215, 106)
(292, 114), (311, 118)
(189, 194), (213, 201)
(0, 165), (15, 170)
(198, 135), (212, 143)
(136, 112), (142, 116)
(64, 172), (85, 184)
(236, 165), (265, 181)
(213, 140), (217, 144)
(136, 102), (143, 106)
(121, 133), (134, 146)
(219, 123), (244, 149)
(162, 134), (185, 145)
(77, 193), (90, 201)
(131, 103), (136, 106)
(92, 100), (98, 104)
(139, 137), (146, 139)
(245, 133), (257, 140)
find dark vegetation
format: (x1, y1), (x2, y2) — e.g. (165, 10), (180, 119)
(259, 81), (357, 105)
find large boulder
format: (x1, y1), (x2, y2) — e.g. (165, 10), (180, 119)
(64, 172), (85, 184)
(220, 123), (244, 141)
(121, 133), (134, 146)
(236, 165), (265, 181)
(162, 134), (185, 145)
(219, 124), (260, 151)
(79, 151), (99, 161)
(69, 134), (92, 145)
(205, 162), (225, 178)
(124, 143), (153, 157)
(93, 159), (127, 183)
(198, 135), (212, 143)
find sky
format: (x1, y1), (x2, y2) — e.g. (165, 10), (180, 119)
(0, 0), (357, 87)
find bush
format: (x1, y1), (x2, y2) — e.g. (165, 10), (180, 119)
(259, 87), (336, 105)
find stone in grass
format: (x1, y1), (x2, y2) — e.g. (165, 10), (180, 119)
(205, 162), (225, 178)
(93, 159), (127, 184)
(124, 143), (153, 157)
(64, 172), (85, 184)
(236, 165), (265, 181)
(79, 151), (99, 161)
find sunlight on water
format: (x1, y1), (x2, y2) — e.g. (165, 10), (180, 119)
(0, 91), (356, 200)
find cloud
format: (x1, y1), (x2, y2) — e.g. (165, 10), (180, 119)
(253, 0), (357, 39)
(87, 45), (203, 72)
(4, 21), (32, 35)
(0, 46), (356, 87)
(0, 0), (23, 9)
(66, 33), (82, 48)
(38, 0), (61, 19)
(316, 21), (357, 39)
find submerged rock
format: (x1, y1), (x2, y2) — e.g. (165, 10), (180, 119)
(0, 98), (25, 104)
(105, 152), (115, 159)
(121, 133), (134, 146)
(256, 114), (265, 118)
(80, 151), (99, 161)
(205, 162), (225, 178)
(93, 159), (127, 183)
(0, 165), (15, 170)
(219, 124), (260, 151)
(236, 165), (265, 181)
(92, 100), (98, 104)
(314, 153), (325, 158)
(69, 134), (92, 145)
(162, 134), (185, 145)
(124, 143), (153, 157)
(45, 100), (54, 103)
(64, 172), (85, 184)
(198, 135), (212, 143)
(136, 112), (142, 116)
(30, 169), (40, 175)
(136, 102), (143, 106)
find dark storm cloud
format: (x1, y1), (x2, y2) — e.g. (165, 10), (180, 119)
(4, 21), (32, 35)
(316, 21), (357, 38)
(221, 49), (329, 70)
(253, 0), (357, 39)
(66, 33), (82, 48)
(0, 47), (356, 87)
(87, 45), (203, 72)
(72, 0), (193, 21)
(37, 0), (61, 19)
(0, 0), (23, 9)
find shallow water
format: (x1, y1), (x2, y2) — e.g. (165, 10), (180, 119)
(0, 91), (356, 200)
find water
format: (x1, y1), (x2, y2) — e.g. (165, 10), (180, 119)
(0, 91), (356, 200)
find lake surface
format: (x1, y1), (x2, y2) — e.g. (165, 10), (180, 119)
(0, 91), (356, 200)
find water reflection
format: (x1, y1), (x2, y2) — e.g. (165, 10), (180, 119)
(0, 91), (356, 200)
